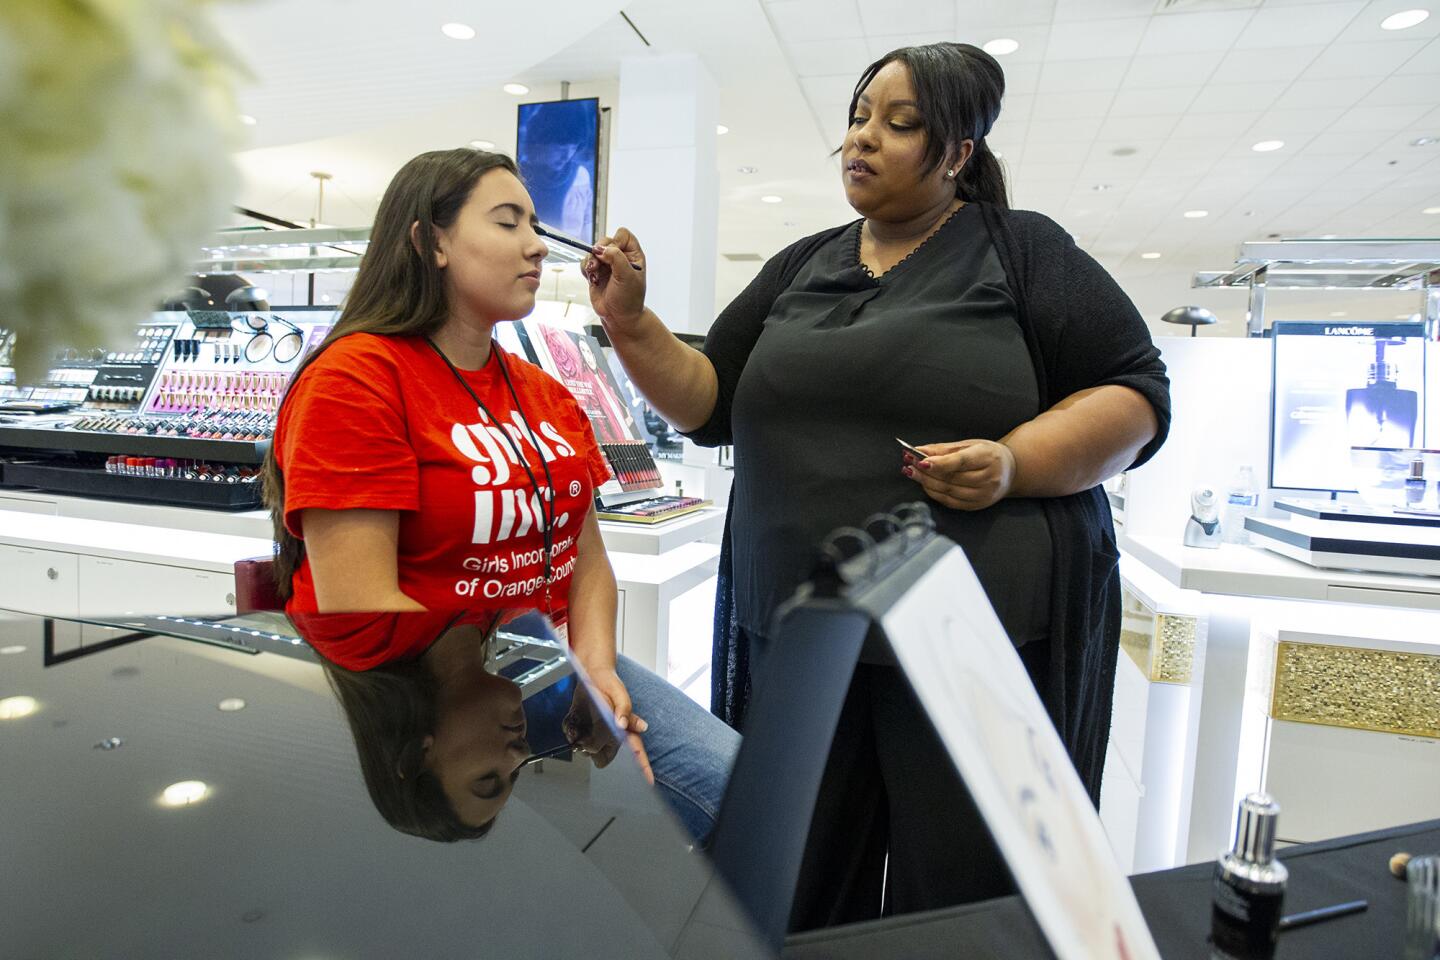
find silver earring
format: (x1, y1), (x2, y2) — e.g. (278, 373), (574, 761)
(945, 169), (957, 179)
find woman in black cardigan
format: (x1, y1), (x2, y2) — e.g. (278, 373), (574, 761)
(582, 42), (1170, 925)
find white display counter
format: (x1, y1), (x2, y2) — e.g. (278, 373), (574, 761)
(0, 491), (723, 680)
(1102, 337), (1440, 875)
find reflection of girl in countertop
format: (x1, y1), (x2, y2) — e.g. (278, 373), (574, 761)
(298, 609), (736, 844)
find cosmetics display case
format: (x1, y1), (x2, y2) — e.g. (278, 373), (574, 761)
(1105, 327), (1440, 877)
(0, 309), (335, 510)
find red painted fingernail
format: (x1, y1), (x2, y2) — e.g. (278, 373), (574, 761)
(917, 460), (933, 470)
(902, 466), (914, 478)
(903, 453), (915, 464)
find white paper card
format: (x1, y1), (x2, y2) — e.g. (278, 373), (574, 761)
(879, 546), (1161, 960)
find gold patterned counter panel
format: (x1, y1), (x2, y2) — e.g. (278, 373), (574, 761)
(1119, 587), (1197, 685)
(1270, 640), (1440, 739)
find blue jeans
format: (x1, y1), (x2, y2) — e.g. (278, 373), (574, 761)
(616, 654), (739, 845)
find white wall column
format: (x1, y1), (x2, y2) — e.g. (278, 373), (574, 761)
(607, 53), (718, 337)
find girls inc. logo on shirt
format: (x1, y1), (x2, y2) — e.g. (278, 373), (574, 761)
(449, 408), (577, 546)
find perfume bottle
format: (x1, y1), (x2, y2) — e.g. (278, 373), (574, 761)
(1406, 458), (1427, 506)
(1346, 339), (1419, 449)
(1212, 793), (1288, 960)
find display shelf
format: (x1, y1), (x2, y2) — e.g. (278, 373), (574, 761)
(598, 506), (723, 554)
(1192, 236), (1440, 336)
(0, 422), (268, 462)
(1121, 533), (1440, 609)
(2, 462), (261, 511)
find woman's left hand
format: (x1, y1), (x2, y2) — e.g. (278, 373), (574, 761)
(575, 665), (653, 784)
(903, 439), (1017, 511)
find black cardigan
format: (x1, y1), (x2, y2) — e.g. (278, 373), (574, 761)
(687, 203), (1171, 802)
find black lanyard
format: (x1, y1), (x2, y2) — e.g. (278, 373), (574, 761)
(426, 338), (559, 603)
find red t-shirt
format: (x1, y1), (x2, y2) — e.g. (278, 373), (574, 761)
(275, 333), (611, 615)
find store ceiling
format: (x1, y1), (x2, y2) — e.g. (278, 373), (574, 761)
(225, 0), (1440, 335)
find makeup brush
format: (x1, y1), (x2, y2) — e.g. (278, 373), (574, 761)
(536, 225), (643, 271)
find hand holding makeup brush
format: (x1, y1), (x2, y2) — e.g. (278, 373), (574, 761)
(583, 227), (648, 328)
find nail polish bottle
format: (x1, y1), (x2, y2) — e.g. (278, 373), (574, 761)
(1211, 793), (1287, 960)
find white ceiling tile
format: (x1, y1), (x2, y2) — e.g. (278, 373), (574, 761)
(959, 24), (1053, 62)
(1052, 0), (1154, 20)
(1017, 160), (1085, 181)
(1026, 117), (1101, 144)
(866, 33), (957, 60)
(995, 94), (1035, 127)
(1303, 39), (1430, 79)
(956, 0), (1057, 29)
(1330, 102), (1432, 132)
(1046, 17), (1151, 61)
(1250, 106), (1349, 135)
(1394, 36), (1440, 74)
(1002, 60), (1044, 95)
(765, 0), (866, 42)
(1333, 0), (1440, 43)
(1097, 114), (1183, 141)
(1030, 89), (1115, 120)
(1187, 81), (1291, 114)
(801, 74), (862, 111)
(1109, 86), (1202, 117)
(1231, 2), (1367, 49)
(1273, 77), (1380, 109)
(1283, 151), (1364, 175)
(1037, 58), (1131, 93)
(858, 0), (956, 35)
(1123, 52), (1225, 88)
(1363, 73), (1440, 105)
(1211, 46), (1326, 83)
(1137, 9), (1256, 56)
(785, 37), (874, 76)
(1170, 111), (1264, 139)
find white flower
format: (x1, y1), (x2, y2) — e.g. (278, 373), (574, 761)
(0, 0), (246, 383)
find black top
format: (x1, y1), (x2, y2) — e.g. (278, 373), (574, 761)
(726, 204), (1051, 643)
(690, 202), (1171, 800)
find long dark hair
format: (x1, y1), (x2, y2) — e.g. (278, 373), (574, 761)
(849, 42), (1009, 208)
(261, 148), (519, 599)
(317, 617), (502, 842)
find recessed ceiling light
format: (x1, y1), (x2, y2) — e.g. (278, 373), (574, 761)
(761, 195), (784, 204)
(1111, 146), (1138, 157)
(1424, 206), (1440, 214)
(94, 737), (124, 750)
(441, 22), (476, 40)
(469, 139), (495, 150)
(238, 114), (256, 126)
(983, 38), (1020, 56)
(1380, 9), (1429, 30)
(0, 645), (26, 655)
(1411, 136), (1439, 146)
(218, 698), (247, 712)
(737, 165), (758, 174)
(1141, 252), (1162, 260)
(0, 696), (38, 720)
(160, 780), (210, 807)
(502, 82), (530, 96)
(1091, 183), (1113, 192)
(1183, 209), (1209, 218)
(1251, 140), (1285, 153)
(716, 124), (730, 135)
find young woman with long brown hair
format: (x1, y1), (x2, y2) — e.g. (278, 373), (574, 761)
(264, 148), (736, 843)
